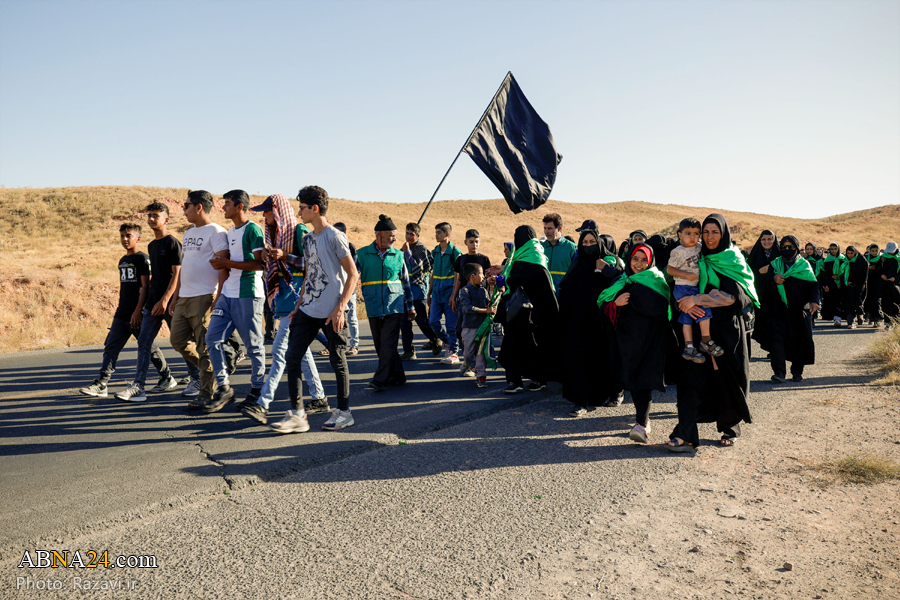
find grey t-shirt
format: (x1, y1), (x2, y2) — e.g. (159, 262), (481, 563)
(299, 224), (351, 319)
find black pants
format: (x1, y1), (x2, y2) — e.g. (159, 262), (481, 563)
(769, 330), (804, 378)
(401, 298), (438, 353)
(631, 389), (652, 427)
(98, 318), (168, 385)
(264, 302), (275, 339)
(370, 313), (406, 386)
(286, 309), (350, 411)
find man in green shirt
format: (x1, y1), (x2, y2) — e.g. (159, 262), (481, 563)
(541, 213), (576, 293)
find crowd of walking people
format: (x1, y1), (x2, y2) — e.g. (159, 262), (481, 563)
(78, 187), (900, 450)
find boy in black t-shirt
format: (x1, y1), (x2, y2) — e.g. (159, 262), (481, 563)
(79, 224), (169, 398)
(448, 229), (491, 369)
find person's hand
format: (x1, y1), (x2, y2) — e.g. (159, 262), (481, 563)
(832, 274), (839, 280)
(809, 302), (820, 314)
(130, 310), (142, 329)
(823, 286), (829, 292)
(151, 300), (166, 316)
(210, 258), (229, 270)
(400, 241), (410, 252)
(487, 306), (497, 315)
(168, 303), (176, 316)
(882, 275), (888, 281)
(408, 309), (417, 321)
(326, 304), (346, 333)
(450, 297), (457, 313)
(677, 295), (696, 313)
(774, 274), (786, 284)
(485, 265), (503, 277)
(269, 248), (285, 261)
(686, 305), (706, 319)
(595, 259), (605, 271)
(686, 272), (699, 282)
(614, 293), (630, 307)
(759, 265), (770, 275)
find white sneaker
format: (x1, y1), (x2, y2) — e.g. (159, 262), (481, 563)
(322, 409), (354, 431)
(148, 375), (178, 394)
(628, 424), (649, 444)
(462, 367), (476, 378)
(116, 383), (147, 403)
(441, 352), (460, 365)
(79, 382), (108, 398)
(180, 379), (201, 398)
(270, 409), (310, 434)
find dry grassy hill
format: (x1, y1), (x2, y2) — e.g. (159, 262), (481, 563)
(1, 186), (897, 353)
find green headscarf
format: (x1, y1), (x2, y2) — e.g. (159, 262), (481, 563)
(596, 244), (672, 320)
(771, 256), (817, 307)
(697, 213), (760, 308)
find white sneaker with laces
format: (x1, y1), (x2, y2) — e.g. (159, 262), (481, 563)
(180, 379), (201, 397)
(628, 423), (649, 444)
(441, 352), (460, 365)
(79, 382), (108, 398)
(148, 375), (178, 394)
(322, 409), (354, 431)
(463, 367), (476, 378)
(270, 409), (310, 434)
(116, 383), (147, 403)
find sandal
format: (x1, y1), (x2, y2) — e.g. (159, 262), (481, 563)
(699, 340), (724, 357)
(666, 438), (695, 453)
(318, 349), (330, 356)
(719, 437), (736, 447)
(187, 398), (208, 411)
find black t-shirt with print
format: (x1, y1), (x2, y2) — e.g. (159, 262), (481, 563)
(454, 253), (491, 281)
(147, 234), (183, 309)
(115, 252), (151, 321)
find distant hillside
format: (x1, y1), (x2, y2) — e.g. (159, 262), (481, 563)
(0, 186), (897, 353)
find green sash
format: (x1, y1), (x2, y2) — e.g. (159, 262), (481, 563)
(867, 252), (883, 265)
(771, 256), (817, 307)
(823, 253), (845, 287)
(698, 244), (760, 308)
(841, 254), (861, 286)
(806, 256), (822, 276)
(500, 239), (553, 295)
(596, 266), (672, 320)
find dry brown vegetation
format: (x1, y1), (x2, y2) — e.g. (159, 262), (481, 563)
(872, 317), (900, 385)
(1, 185), (898, 353)
(815, 453), (900, 486)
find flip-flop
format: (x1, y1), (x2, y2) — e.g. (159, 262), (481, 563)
(666, 438), (695, 453)
(186, 399), (207, 411)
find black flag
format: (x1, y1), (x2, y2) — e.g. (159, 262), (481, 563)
(463, 72), (562, 214)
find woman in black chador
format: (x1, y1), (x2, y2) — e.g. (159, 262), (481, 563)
(668, 214), (755, 451)
(558, 227), (624, 416)
(840, 245), (868, 329)
(757, 235), (820, 383)
(818, 243), (845, 326)
(747, 230), (782, 354)
(864, 244), (884, 327)
(495, 225), (560, 393)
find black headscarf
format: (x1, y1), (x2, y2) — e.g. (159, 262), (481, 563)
(700, 214), (732, 256)
(780, 235), (801, 264)
(576, 229), (602, 265)
(748, 229), (781, 271)
(828, 242), (841, 256)
(599, 234), (618, 256)
(629, 230), (648, 244)
(624, 243), (655, 276)
(514, 225), (536, 249)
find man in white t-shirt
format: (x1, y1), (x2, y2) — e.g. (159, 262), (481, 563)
(169, 190), (229, 405)
(204, 189), (267, 413)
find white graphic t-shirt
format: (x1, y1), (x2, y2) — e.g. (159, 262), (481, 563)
(179, 223), (228, 298)
(299, 225), (350, 319)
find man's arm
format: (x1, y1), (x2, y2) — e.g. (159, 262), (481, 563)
(133, 275), (150, 329)
(449, 273), (463, 312)
(210, 250), (264, 272)
(152, 265), (181, 316)
(325, 255), (360, 332)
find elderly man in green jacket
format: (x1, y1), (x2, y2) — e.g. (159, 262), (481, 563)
(541, 213), (576, 293)
(356, 214), (417, 391)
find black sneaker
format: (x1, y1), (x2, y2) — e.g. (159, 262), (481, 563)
(368, 381), (387, 392)
(400, 350), (416, 361)
(304, 397), (331, 414)
(770, 374), (786, 384)
(241, 402), (269, 425)
(504, 383), (524, 394)
(204, 385), (235, 413)
(526, 381), (546, 392)
(421, 341), (434, 351)
(602, 393), (624, 407)
(236, 388), (262, 412)
(791, 374), (803, 382)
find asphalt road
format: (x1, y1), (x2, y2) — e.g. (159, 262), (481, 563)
(0, 319), (884, 598)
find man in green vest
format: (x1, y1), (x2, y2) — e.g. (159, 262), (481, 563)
(356, 214), (417, 391)
(541, 213), (576, 293)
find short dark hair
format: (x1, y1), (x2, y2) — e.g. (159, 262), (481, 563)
(435, 222), (451, 234)
(465, 229), (480, 240)
(678, 218), (701, 233)
(406, 222), (421, 235)
(296, 185), (329, 216)
(543, 213), (562, 228)
(333, 222), (347, 234)
(145, 201), (169, 216)
(188, 190), (214, 213)
(464, 262), (483, 280)
(120, 223), (142, 235)
(223, 189), (250, 212)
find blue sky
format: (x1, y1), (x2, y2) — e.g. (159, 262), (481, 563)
(1, 0), (897, 218)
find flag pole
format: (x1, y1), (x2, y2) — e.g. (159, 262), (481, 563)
(417, 72), (513, 225)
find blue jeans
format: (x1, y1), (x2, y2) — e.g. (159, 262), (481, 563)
(100, 317), (166, 385)
(135, 309), (200, 387)
(258, 316), (324, 409)
(206, 296), (266, 389)
(429, 297), (458, 353)
(347, 294), (360, 348)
